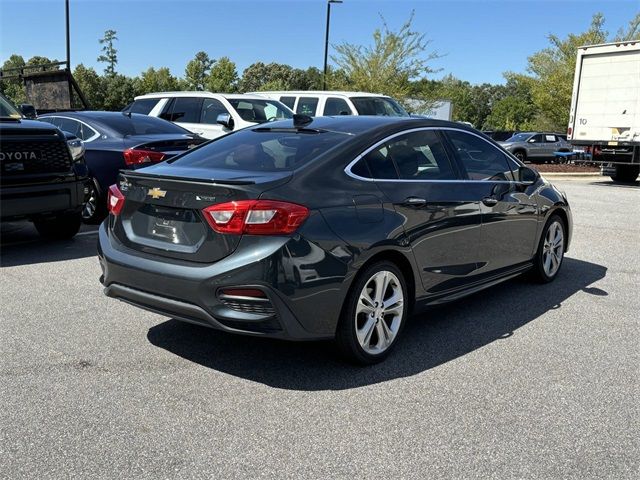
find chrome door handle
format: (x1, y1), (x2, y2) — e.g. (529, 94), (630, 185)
(482, 197), (499, 206)
(402, 197), (427, 206)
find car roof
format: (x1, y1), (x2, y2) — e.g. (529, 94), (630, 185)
(248, 115), (478, 136)
(252, 91), (392, 98)
(40, 111), (150, 122)
(134, 91), (273, 101)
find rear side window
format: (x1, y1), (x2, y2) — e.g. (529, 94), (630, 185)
(170, 129), (350, 171)
(353, 130), (455, 180)
(201, 98), (229, 124)
(279, 96), (296, 109)
(128, 98), (161, 115)
(296, 97), (319, 116)
(445, 130), (515, 181)
(166, 97), (203, 123)
(351, 97), (408, 117)
(324, 97), (351, 116)
(100, 114), (190, 136)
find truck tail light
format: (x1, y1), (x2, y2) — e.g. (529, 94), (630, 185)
(202, 200), (309, 235)
(107, 184), (125, 215)
(567, 126), (572, 138)
(123, 148), (166, 166)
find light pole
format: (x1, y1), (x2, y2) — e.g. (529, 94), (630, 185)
(323, 0), (342, 90)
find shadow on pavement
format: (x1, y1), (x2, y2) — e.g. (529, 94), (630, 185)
(147, 257), (607, 391)
(588, 180), (639, 189)
(0, 222), (99, 267)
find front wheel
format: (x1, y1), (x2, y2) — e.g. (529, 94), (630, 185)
(34, 213), (82, 240)
(513, 150), (527, 163)
(610, 164), (639, 183)
(81, 180), (107, 224)
(335, 261), (408, 365)
(530, 215), (565, 283)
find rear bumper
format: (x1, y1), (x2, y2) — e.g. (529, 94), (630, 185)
(0, 178), (87, 220)
(98, 221), (341, 340)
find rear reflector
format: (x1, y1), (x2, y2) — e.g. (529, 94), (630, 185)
(123, 148), (166, 166)
(203, 200), (309, 235)
(220, 288), (267, 299)
(107, 184), (125, 215)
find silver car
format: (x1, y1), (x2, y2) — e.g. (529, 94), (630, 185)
(499, 132), (572, 163)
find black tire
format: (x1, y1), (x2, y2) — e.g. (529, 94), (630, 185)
(609, 164), (639, 183)
(34, 213), (82, 240)
(335, 261), (409, 365)
(82, 179), (107, 224)
(530, 214), (566, 283)
(513, 150), (527, 163)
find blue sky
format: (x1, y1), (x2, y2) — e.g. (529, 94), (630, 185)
(1, 0), (638, 85)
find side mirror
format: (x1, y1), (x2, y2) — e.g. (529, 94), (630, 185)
(527, 138), (536, 143)
(19, 104), (37, 119)
(519, 166), (539, 184)
(216, 113), (234, 130)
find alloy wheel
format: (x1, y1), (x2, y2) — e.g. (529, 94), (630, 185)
(542, 220), (564, 277)
(82, 183), (98, 221)
(355, 270), (404, 355)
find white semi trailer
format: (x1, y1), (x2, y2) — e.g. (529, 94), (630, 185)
(567, 41), (640, 182)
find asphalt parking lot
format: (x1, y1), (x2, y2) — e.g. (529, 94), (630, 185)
(1, 176), (638, 479)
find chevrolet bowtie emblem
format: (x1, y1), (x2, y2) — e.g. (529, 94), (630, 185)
(147, 187), (167, 199)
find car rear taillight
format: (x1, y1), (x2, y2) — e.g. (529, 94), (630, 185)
(203, 200), (309, 235)
(567, 126), (572, 137)
(123, 148), (166, 166)
(107, 184), (125, 215)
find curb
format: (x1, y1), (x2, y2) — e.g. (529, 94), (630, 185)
(538, 172), (600, 177)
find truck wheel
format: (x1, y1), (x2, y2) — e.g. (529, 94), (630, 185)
(610, 164), (639, 182)
(34, 213), (82, 240)
(335, 261), (408, 365)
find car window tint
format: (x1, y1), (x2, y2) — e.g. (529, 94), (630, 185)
(296, 97), (319, 116)
(56, 118), (82, 137)
(228, 99), (292, 123)
(159, 98), (175, 121)
(350, 158), (372, 178)
(530, 134), (544, 143)
(446, 130), (515, 181)
(169, 97), (203, 123)
(279, 96), (296, 109)
(362, 146), (398, 179)
(99, 114), (190, 136)
(200, 98), (229, 124)
(387, 131), (455, 180)
(128, 98), (161, 115)
(38, 117), (59, 127)
(324, 97), (351, 116)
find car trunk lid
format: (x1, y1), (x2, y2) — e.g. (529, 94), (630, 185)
(111, 165), (292, 263)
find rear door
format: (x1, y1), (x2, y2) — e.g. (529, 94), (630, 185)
(349, 127), (484, 294)
(160, 97), (206, 136)
(526, 134), (545, 159)
(443, 129), (539, 274)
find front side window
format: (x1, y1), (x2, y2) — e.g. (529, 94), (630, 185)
(167, 97), (203, 123)
(296, 97), (319, 116)
(445, 130), (515, 181)
(200, 98), (229, 124)
(353, 130), (455, 180)
(529, 134), (544, 143)
(324, 97), (351, 116)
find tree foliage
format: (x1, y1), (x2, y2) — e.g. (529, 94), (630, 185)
(97, 29), (118, 76)
(184, 51), (213, 90)
(331, 11), (440, 107)
(207, 57), (238, 92)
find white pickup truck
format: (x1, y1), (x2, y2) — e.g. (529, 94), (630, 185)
(567, 41), (640, 182)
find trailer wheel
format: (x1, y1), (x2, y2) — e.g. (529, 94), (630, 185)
(610, 164), (639, 182)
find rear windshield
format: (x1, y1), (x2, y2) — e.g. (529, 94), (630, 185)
(170, 128), (350, 171)
(351, 97), (408, 117)
(227, 99), (293, 123)
(100, 114), (190, 136)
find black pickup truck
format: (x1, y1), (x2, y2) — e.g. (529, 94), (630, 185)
(0, 94), (89, 239)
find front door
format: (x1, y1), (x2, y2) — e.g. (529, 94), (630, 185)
(444, 129), (539, 275)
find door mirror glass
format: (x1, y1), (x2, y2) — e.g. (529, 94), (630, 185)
(216, 113), (234, 130)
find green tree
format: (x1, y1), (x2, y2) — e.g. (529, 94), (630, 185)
(0, 54), (27, 104)
(101, 74), (135, 110)
(331, 11), (440, 106)
(614, 12), (640, 41)
(73, 64), (105, 109)
(135, 67), (180, 95)
(206, 57), (238, 92)
(238, 62), (294, 92)
(185, 51), (213, 90)
(97, 29), (118, 76)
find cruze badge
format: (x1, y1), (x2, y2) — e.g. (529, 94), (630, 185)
(147, 187), (167, 199)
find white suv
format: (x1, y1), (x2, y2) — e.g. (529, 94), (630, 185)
(251, 91), (410, 117)
(124, 92), (293, 140)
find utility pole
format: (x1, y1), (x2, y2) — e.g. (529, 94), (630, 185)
(65, 0), (71, 71)
(323, 0), (342, 90)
